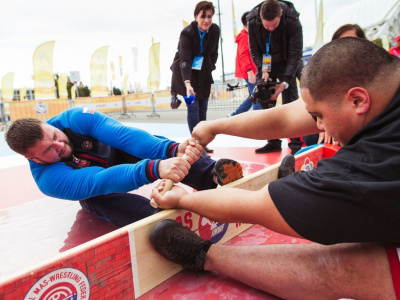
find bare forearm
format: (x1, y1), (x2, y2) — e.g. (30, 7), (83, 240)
(206, 100), (319, 141)
(176, 186), (300, 237)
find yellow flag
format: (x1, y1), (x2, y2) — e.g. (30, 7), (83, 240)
(33, 41), (56, 99)
(381, 34), (390, 50)
(183, 20), (189, 28)
(71, 85), (76, 100)
(1, 72), (14, 101)
(313, 0), (324, 52)
(110, 62), (116, 80)
(19, 87), (27, 100)
(123, 75), (129, 95)
(90, 46), (109, 97)
(58, 73), (68, 99)
(119, 55), (123, 77)
(148, 39), (160, 92)
(232, 0), (238, 41)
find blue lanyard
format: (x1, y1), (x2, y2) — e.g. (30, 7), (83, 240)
(198, 28), (206, 55)
(265, 32), (272, 55)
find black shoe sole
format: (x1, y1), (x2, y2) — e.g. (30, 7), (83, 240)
(278, 154), (295, 179)
(213, 159), (243, 185)
(255, 148), (282, 154)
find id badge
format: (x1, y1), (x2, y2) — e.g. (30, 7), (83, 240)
(262, 54), (272, 72)
(192, 56), (204, 70)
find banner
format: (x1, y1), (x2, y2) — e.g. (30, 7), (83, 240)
(123, 75), (129, 95)
(71, 85), (76, 100)
(33, 41), (56, 99)
(58, 73), (68, 99)
(231, 0), (238, 41)
(313, 0), (324, 52)
(148, 39), (160, 92)
(183, 20), (189, 28)
(119, 55), (123, 77)
(19, 87), (27, 101)
(1, 72), (15, 101)
(90, 46), (109, 97)
(110, 62), (116, 80)
(132, 47), (138, 72)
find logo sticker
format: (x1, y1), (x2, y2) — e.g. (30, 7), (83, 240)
(73, 155), (91, 168)
(301, 157), (314, 172)
(82, 107), (94, 114)
(24, 267), (90, 300)
(198, 216), (229, 243)
(81, 141), (92, 150)
(35, 101), (48, 115)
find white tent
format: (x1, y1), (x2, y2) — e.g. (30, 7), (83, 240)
(323, 0), (400, 43)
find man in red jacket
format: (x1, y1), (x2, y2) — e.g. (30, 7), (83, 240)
(388, 35), (400, 58)
(228, 12), (262, 117)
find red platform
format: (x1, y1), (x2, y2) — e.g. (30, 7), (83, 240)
(0, 145), (339, 299)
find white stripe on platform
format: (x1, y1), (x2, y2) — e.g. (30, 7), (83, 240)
(0, 155), (27, 169)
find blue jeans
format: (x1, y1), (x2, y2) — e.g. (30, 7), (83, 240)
(232, 79), (261, 116)
(187, 98), (209, 133)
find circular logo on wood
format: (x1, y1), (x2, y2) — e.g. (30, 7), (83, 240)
(24, 267), (90, 300)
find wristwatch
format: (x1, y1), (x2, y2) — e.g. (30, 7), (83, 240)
(282, 81), (289, 89)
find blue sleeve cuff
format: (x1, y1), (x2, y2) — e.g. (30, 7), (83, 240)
(145, 159), (161, 182)
(166, 142), (179, 158)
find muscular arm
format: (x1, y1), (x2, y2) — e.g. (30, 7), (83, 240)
(192, 100), (320, 146)
(155, 184), (301, 238)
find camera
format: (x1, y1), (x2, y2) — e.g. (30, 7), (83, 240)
(250, 80), (280, 109)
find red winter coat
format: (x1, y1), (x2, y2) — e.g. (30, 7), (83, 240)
(235, 29), (257, 79)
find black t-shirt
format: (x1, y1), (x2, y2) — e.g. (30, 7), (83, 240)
(269, 88), (400, 245)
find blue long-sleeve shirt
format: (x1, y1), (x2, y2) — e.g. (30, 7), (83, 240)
(29, 107), (178, 200)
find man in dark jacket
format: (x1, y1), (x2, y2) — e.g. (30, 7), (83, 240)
(247, 0), (303, 154)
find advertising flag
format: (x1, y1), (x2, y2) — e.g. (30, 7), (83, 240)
(110, 62), (116, 80)
(148, 38), (160, 92)
(58, 73), (68, 99)
(19, 87), (27, 100)
(119, 55), (123, 77)
(123, 75), (129, 95)
(71, 85), (76, 100)
(232, 0), (238, 41)
(33, 41), (56, 99)
(1, 72), (14, 101)
(132, 47), (138, 72)
(313, 0), (324, 52)
(90, 46), (109, 97)
(183, 20), (189, 28)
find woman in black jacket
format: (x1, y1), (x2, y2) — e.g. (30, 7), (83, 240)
(170, 1), (219, 154)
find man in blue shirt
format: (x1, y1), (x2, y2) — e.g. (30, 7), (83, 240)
(5, 107), (243, 227)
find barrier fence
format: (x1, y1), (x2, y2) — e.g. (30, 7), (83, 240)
(0, 83), (249, 129)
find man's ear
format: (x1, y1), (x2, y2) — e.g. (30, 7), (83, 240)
(25, 156), (40, 164)
(347, 87), (370, 115)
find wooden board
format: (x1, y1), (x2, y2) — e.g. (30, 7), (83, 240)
(0, 145), (334, 299)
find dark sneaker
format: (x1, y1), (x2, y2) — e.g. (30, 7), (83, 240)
(290, 146), (302, 155)
(255, 142), (282, 153)
(211, 159), (243, 185)
(278, 154), (295, 179)
(204, 147), (214, 153)
(150, 219), (213, 271)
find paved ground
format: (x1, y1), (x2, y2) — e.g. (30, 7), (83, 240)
(115, 107), (234, 124)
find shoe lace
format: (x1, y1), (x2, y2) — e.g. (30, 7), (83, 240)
(168, 232), (209, 271)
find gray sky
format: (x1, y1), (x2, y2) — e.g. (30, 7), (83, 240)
(0, 0), (359, 91)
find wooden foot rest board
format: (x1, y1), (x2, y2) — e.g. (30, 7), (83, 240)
(0, 145), (337, 299)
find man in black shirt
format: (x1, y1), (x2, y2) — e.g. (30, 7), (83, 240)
(150, 38), (400, 299)
(247, 0), (303, 154)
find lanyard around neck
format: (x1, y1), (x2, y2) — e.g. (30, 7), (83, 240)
(198, 28), (207, 55)
(265, 32), (272, 55)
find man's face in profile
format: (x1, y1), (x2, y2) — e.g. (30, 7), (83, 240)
(26, 123), (73, 165)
